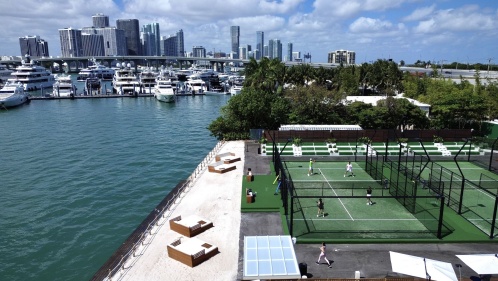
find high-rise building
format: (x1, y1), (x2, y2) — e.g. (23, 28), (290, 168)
(116, 19), (141, 55)
(142, 23), (160, 56)
(267, 40), (274, 59)
(271, 39), (282, 61)
(141, 31), (155, 56)
(292, 51), (301, 62)
(59, 28), (83, 57)
(287, 42), (293, 62)
(230, 26), (240, 59)
(161, 35), (177, 56)
(81, 34), (105, 56)
(19, 35), (49, 58)
(176, 29), (185, 57)
(239, 46), (247, 59)
(192, 46), (206, 58)
(256, 31), (264, 60)
(82, 27), (126, 56)
(264, 45), (268, 57)
(328, 50), (356, 64)
(92, 13), (109, 28)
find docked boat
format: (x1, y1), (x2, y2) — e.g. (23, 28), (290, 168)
(154, 70), (175, 103)
(230, 85), (243, 96)
(8, 60), (55, 91)
(52, 74), (77, 97)
(112, 64), (140, 95)
(77, 60), (114, 81)
(185, 79), (206, 95)
(0, 81), (29, 109)
(204, 75), (229, 95)
(84, 76), (101, 96)
(139, 68), (157, 94)
(0, 64), (13, 84)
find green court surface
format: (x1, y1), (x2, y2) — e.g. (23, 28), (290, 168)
(240, 160), (497, 244)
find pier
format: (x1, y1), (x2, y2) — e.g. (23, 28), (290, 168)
(28, 93), (205, 100)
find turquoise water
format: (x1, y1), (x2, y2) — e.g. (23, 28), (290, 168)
(0, 93), (229, 280)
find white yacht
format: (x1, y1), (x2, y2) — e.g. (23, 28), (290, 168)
(139, 69), (157, 94)
(185, 79), (206, 95)
(0, 64), (13, 83)
(0, 81), (28, 108)
(230, 85), (243, 96)
(154, 70), (175, 103)
(77, 60), (114, 81)
(112, 64), (140, 95)
(52, 74), (77, 97)
(8, 60), (55, 91)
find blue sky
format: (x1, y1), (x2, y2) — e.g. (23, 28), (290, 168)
(1, 0), (497, 64)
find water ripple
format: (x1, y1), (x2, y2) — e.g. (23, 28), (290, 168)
(0, 93), (228, 280)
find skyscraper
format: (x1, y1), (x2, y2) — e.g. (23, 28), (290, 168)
(82, 27), (126, 56)
(267, 40), (274, 59)
(142, 23), (160, 56)
(92, 13), (109, 28)
(230, 26), (240, 59)
(161, 35), (177, 56)
(192, 46), (206, 58)
(81, 33), (105, 56)
(287, 42), (293, 62)
(116, 19), (141, 55)
(176, 29), (185, 57)
(256, 31), (264, 60)
(19, 35), (49, 57)
(272, 39), (282, 61)
(59, 28), (83, 57)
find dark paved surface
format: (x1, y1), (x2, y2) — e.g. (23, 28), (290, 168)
(237, 141), (498, 280)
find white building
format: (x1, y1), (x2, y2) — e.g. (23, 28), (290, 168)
(328, 49), (356, 65)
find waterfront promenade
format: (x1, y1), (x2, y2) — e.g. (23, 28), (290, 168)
(115, 140), (496, 281)
(120, 141), (246, 281)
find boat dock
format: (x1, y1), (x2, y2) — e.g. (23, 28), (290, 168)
(28, 93), (207, 100)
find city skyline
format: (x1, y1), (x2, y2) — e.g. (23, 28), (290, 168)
(0, 0), (497, 64)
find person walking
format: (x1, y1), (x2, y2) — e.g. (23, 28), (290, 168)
(316, 242), (332, 268)
(344, 161), (354, 177)
(366, 186), (373, 205)
(308, 158), (315, 176)
(316, 198), (324, 217)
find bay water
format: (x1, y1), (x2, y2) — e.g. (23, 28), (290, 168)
(0, 85), (229, 280)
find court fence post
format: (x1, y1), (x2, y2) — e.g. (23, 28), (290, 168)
(289, 194), (294, 236)
(489, 195), (498, 238)
(437, 196), (445, 239)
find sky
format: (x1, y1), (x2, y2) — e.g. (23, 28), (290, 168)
(1, 0), (497, 64)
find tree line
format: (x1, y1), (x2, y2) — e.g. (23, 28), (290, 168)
(208, 57), (497, 140)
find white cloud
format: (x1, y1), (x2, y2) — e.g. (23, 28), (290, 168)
(313, 0), (406, 18)
(403, 4), (436, 21)
(413, 5), (498, 34)
(258, 0), (305, 14)
(349, 17), (406, 36)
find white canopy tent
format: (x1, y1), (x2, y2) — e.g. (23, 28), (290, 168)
(390, 251), (458, 281)
(456, 254), (498, 275)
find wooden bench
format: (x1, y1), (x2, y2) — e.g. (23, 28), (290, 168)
(169, 215), (214, 237)
(215, 152), (241, 164)
(208, 161), (237, 173)
(167, 237), (219, 267)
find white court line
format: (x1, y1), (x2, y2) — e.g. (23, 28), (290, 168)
(318, 168), (354, 221)
(295, 218), (431, 221)
(294, 179), (378, 182)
